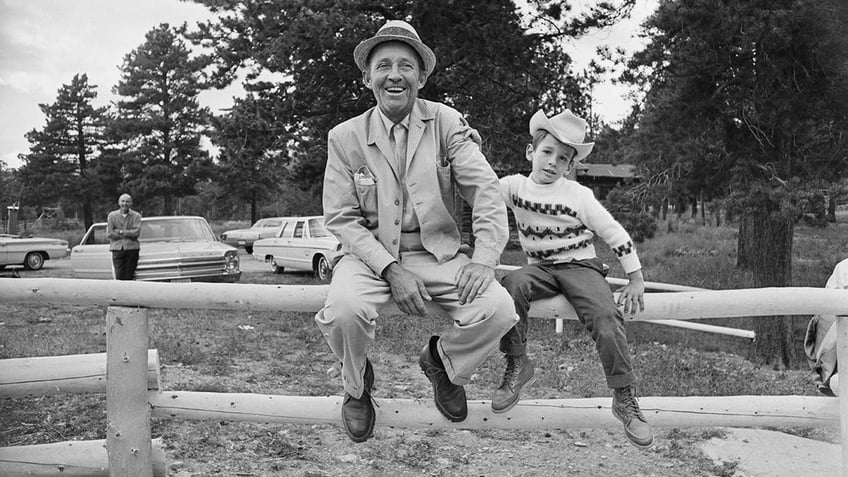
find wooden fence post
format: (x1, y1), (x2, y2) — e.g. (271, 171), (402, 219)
(836, 315), (848, 475)
(106, 306), (153, 477)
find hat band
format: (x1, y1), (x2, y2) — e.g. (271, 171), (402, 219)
(376, 26), (422, 42)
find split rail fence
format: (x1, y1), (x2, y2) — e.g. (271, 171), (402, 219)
(1, 277), (847, 476)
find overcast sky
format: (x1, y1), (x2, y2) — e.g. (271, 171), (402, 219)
(0, 0), (655, 170)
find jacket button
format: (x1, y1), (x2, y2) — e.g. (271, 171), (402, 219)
(394, 199), (400, 206)
(392, 239), (398, 245)
(394, 219), (400, 225)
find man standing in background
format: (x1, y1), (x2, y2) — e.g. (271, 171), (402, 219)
(107, 193), (141, 280)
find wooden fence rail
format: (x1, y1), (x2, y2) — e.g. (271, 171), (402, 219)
(1, 278), (847, 475)
(3, 277), (847, 319)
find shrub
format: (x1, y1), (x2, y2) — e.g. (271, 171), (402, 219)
(604, 187), (658, 243)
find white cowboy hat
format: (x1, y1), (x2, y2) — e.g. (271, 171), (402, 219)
(529, 109), (595, 162)
(353, 20), (436, 78)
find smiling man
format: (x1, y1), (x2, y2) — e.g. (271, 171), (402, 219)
(315, 20), (518, 443)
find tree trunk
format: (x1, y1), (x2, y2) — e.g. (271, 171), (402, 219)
(826, 192), (837, 223)
(736, 215), (754, 269)
(83, 200), (93, 230)
(163, 194), (174, 215)
(690, 197), (698, 220)
(250, 189), (258, 225)
(711, 201), (722, 227)
(747, 210), (796, 368)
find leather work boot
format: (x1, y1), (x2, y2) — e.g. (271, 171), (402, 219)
(612, 384), (654, 448)
(491, 353), (535, 413)
(419, 336), (467, 422)
(341, 359), (375, 443)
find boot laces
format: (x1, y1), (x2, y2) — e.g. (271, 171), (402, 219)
(422, 363), (446, 379)
(616, 385), (643, 419)
(501, 355), (521, 388)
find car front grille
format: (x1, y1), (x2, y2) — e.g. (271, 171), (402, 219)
(135, 256), (240, 282)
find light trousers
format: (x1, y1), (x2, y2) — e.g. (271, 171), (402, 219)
(315, 251), (518, 398)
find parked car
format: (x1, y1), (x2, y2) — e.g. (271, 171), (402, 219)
(219, 217), (286, 254)
(71, 216), (241, 282)
(251, 216), (342, 283)
(0, 234), (69, 270)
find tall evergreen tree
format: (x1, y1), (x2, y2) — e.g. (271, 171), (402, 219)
(625, 0), (848, 367)
(111, 23), (215, 215)
(19, 74), (106, 228)
(188, 0), (632, 191)
(212, 94), (286, 223)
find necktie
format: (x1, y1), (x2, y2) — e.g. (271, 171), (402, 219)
(392, 122), (419, 232)
(392, 123), (407, 173)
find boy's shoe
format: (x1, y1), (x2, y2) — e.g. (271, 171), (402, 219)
(341, 359), (375, 443)
(491, 353), (535, 413)
(419, 336), (467, 422)
(612, 384), (653, 448)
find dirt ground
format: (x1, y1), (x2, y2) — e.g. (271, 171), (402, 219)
(1, 254), (839, 476)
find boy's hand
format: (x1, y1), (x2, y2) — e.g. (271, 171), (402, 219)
(455, 262), (495, 305)
(617, 270), (645, 315)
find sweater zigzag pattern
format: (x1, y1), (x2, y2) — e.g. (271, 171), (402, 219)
(500, 174), (642, 274)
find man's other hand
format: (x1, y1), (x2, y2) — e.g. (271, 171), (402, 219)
(455, 262), (495, 305)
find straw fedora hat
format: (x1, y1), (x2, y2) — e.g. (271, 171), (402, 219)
(529, 109), (595, 162)
(353, 20), (436, 78)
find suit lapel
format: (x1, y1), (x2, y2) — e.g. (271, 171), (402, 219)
(407, 100), (434, 172)
(366, 108), (400, 180)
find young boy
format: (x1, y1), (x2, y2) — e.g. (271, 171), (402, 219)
(492, 109), (652, 448)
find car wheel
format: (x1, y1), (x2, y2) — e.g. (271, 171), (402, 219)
(270, 258), (284, 274)
(24, 252), (45, 271)
(245, 245), (253, 255)
(315, 255), (332, 283)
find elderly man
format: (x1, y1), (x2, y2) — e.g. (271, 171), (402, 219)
(315, 20), (518, 443)
(106, 193), (142, 280)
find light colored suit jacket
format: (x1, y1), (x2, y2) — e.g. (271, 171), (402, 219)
(323, 99), (508, 275)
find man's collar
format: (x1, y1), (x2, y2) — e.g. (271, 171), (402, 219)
(377, 108), (410, 133)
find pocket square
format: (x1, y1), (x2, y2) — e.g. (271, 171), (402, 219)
(354, 166), (377, 186)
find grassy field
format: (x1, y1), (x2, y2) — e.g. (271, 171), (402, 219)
(1, 212), (845, 475)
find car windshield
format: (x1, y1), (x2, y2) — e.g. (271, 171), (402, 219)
(256, 218), (282, 228)
(139, 218), (217, 243)
(308, 218), (332, 238)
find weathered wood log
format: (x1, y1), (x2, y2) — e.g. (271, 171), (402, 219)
(837, 316), (848, 472)
(0, 350), (160, 397)
(149, 391), (838, 429)
(637, 319), (755, 339)
(0, 438), (165, 476)
(106, 307), (153, 477)
(2, 278), (847, 321)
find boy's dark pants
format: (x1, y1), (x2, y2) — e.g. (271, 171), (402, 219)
(500, 258), (635, 389)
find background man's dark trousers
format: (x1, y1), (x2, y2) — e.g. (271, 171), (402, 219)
(112, 249), (140, 280)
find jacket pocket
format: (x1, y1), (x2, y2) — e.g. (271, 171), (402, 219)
(356, 183), (379, 227)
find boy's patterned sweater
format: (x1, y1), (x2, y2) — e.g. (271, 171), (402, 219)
(499, 174), (641, 274)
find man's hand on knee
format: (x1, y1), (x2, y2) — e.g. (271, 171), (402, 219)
(455, 263), (495, 305)
(383, 262), (431, 315)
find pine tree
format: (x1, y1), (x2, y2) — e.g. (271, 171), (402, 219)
(19, 74), (106, 229)
(187, 0), (634, 189)
(624, 0), (848, 367)
(111, 23), (215, 215)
